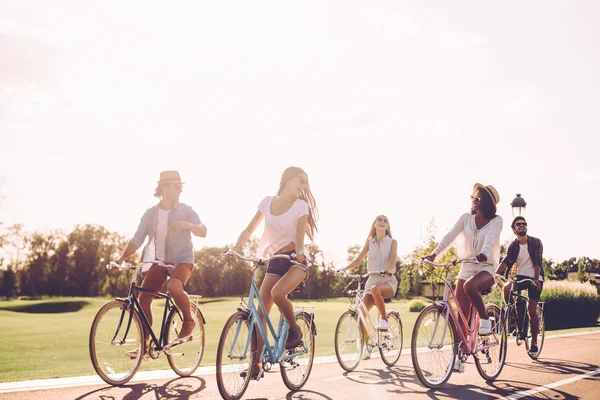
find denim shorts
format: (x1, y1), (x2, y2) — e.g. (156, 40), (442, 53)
(513, 275), (544, 300)
(266, 251), (301, 277)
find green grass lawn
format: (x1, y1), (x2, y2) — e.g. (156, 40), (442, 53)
(0, 296), (598, 382)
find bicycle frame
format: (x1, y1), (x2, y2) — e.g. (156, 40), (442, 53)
(426, 263), (500, 356)
(505, 278), (545, 339)
(225, 251), (310, 366)
(346, 272), (389, 345)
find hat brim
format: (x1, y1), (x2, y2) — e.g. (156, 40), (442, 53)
(473, 183), (499, 204)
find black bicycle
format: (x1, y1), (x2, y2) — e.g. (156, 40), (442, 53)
(497, 275), (545, 359)
(89, 260), (206, 385)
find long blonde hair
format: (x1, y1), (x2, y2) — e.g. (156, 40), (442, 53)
(277, 166), (319, 241)
(367, 215), (392, 241)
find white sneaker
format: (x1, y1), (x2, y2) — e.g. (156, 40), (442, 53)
(377, 319), (389, 331)
(479, 318), (492, 335)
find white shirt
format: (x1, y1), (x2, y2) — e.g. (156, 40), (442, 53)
(154, 207), (171, 261)
(433, 213), (503, 268)
(256, 196), (309, 257)
(367, 235), (396, 273)
(516, 243), (543, 281)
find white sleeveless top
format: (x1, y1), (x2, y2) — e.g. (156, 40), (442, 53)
(256, 196), (309, 257)
(367, 235), (395, 273)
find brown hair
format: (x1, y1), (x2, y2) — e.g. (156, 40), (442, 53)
(367, 215), (392, 240)
(277, 166), (319, 241)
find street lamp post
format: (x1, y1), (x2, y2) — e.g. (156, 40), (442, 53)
(511, 193), (527, 218)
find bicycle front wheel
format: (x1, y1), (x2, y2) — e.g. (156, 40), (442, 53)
(216, 311), (256, 400)
(334, 310), (364, 372)
(379, 311), (403, 366)
(281, 311), (316, 391)
(411, 305), (457, 389)
(525, 306), (545, 359)
(474, 304), (507, 381)
(166, 302), (205, 376)
(89, 300), (144, 385)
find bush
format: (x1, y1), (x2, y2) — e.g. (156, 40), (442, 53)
(409, 300), (427, 312)
(541, 281), (600, 330)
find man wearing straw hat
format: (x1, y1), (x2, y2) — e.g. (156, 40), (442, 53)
(113, 170), (207, 357)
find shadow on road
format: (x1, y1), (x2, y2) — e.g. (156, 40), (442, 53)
(487, 378), (577, 400)
(73, 376), (206, 400)
(285, 389), (335, 399)
(505, 357), (599, 376)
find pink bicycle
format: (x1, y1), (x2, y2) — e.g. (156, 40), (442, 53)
(411, 258), (507, 389)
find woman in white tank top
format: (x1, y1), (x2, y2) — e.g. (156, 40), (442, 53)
(232, 166), (319, 379)
(341, 215), (398, 332)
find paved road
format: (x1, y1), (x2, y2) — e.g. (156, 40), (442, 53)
(1, 331), (599, 400)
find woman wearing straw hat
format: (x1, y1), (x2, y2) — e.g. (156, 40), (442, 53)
(424, 183), (503, 338)
(113, 170), (207, 357)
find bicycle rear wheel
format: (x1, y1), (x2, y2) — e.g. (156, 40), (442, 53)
(334, 310), (364, 372)
(281, 311), (316, 391)
(474, 304), (507, 381)
(89, 300), (144, 385)
(379, 311), (403, 366)
(166, 302), (205, 376)
(216, 311), (256, 400)
(411, 305), (457, 389)
(525, 306), (545, 359)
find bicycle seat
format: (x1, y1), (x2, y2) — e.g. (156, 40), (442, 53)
(479, 287), (493, 295)
(384, 298), (392, 304)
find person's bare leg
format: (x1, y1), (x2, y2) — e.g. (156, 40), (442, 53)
(254, 275), (279, 366)
(168, 263), (194, 338)
(464, 272), (494, 319)
(455, 279), (471, 338)
(139, 265), (169, 350)
(270, 267), (306, 329)
(371, 284), (394, 322)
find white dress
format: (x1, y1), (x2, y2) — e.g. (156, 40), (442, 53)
(365, 235), (398, 296)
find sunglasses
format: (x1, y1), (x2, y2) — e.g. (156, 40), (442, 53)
(470, 195), (481, 203)
(514, 222), (527, 227)
(377, 217), (388, 223)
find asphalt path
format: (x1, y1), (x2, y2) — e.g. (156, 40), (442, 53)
(1, 331), (599, 400)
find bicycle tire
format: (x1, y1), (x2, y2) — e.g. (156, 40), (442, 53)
(89, 300), (144, 385)
(216, 310), (256, 400)
(166, 302), (205, 376)
(334, 310), (364, 372)
(474, 304), (507, 381)
(411, 304), (457, 389)
(280, 311), (316, 391)
(379, 311), (403, 366)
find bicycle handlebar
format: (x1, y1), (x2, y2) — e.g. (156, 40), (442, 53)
(106, 260), (170, 271)
(494, 275), (537, 286)
(336, 270), (392, 279)
(421, 258), (493, 268)
(221, 248), (307, 268)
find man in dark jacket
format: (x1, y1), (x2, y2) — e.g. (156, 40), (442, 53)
(496, 216), (544, 355)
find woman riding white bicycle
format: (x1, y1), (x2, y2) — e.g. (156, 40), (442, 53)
(231, 166), (318, 379)
(424, 183), (503, 342)
(340, 214), (398, 336)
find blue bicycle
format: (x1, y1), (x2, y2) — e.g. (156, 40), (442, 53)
(216, 249), (317, 400)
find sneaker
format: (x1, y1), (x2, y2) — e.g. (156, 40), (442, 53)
(240, 365), (264, 380)
(479, 318), (492, 335)
(377, 319), (389, 331)
(177, 320), (196, 341)
(528, 344), (539, 355)
(285, 325), (303, 350)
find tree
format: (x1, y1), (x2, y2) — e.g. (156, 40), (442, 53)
(398, 271), (410, 298)
(578, 257), (589, 283)
(0, 266), (17, 299)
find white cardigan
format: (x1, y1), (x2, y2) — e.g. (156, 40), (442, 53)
(433, 213), (503, 268)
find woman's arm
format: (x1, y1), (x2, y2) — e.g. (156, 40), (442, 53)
(234, 210), (264, 251)
(343, 239), (370, 271)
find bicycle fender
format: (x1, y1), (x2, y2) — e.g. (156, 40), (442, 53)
(295, 310), (317, 336)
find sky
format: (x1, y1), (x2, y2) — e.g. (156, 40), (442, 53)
(1, 1), (599, 267)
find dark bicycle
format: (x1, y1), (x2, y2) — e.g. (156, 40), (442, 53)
(89, 260), (206, 385)
(497, 275), (545, 359)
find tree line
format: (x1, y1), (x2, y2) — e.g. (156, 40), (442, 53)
(1, 223), (599, 300)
